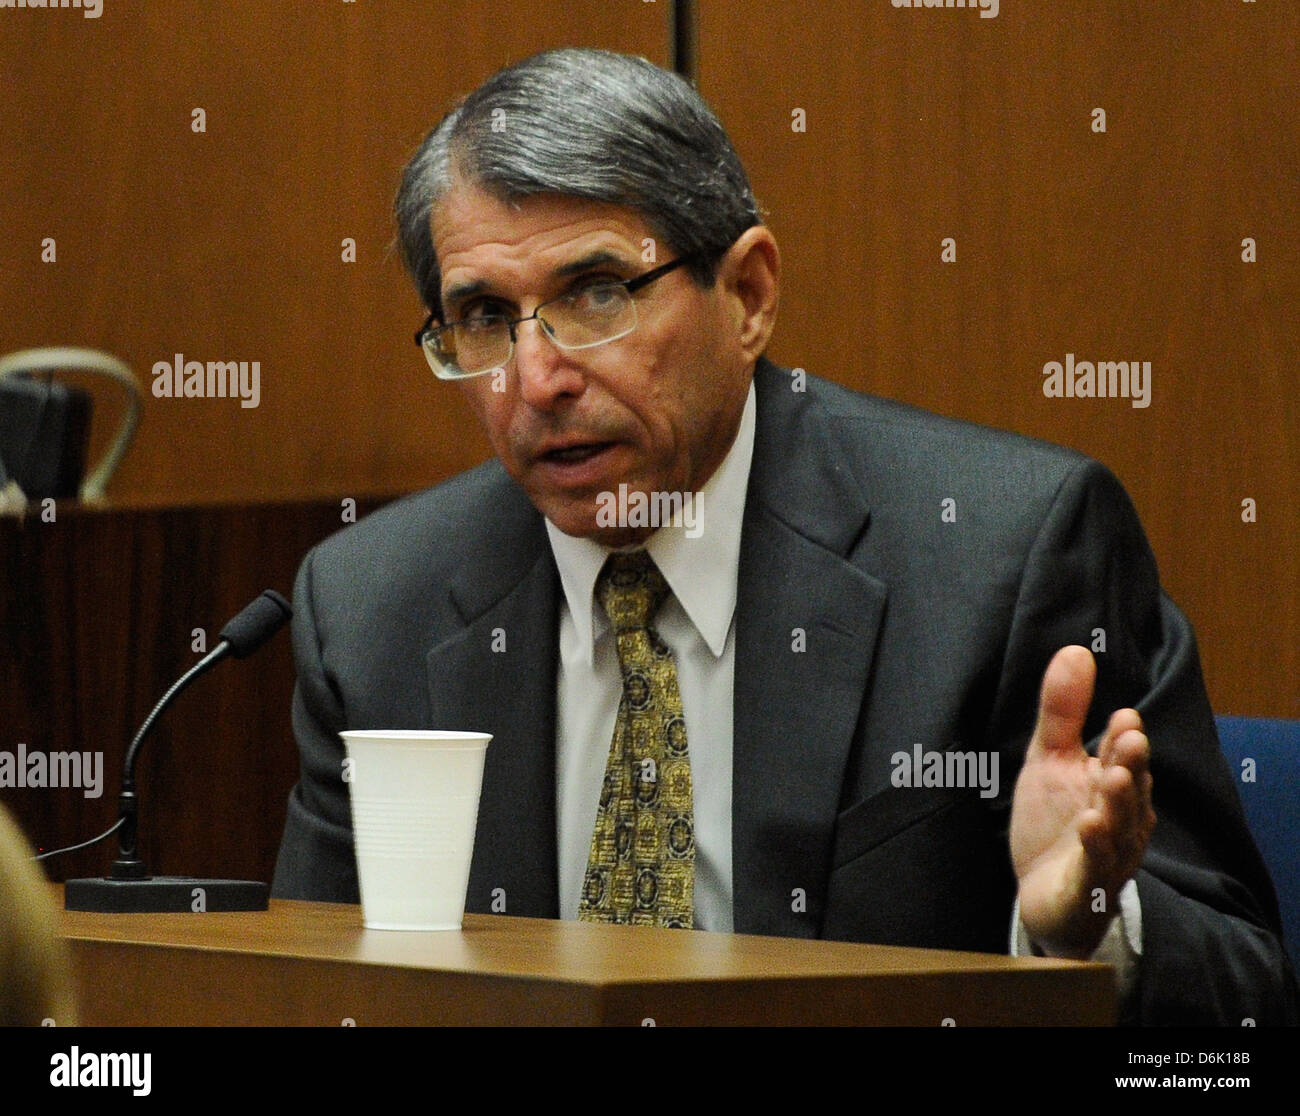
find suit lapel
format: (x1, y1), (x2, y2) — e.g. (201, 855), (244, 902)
(732, 360), (888, 937)
(425, 491), (560, 918)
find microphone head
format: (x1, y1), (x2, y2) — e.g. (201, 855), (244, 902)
(217, 589), (292, 658)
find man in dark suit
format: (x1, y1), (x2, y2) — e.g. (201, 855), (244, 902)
(272, 48), (1297, 1025)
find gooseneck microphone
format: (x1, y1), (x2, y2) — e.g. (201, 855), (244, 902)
(64, 590), (292, 913)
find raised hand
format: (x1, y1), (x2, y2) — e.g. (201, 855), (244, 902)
(1010, 645), (1156, 958)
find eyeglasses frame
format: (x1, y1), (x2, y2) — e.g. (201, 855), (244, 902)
(412, 253), (700, 379)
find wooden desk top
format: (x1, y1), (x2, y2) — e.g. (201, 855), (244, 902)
(59, 888), (1114, 1025)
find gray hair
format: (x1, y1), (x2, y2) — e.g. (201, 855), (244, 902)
(394, 48), (762, 319)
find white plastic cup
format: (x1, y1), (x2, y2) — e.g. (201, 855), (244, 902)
(341, 729), (492, 931)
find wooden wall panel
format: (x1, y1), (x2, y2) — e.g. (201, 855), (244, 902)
(2, 4), (1294, 719)
(0, 1), (667, 507)
(699, 3), (1298, 717)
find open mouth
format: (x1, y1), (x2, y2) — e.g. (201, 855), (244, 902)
(541, 442), (614, 465)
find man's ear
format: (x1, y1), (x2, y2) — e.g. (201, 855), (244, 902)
(718, 226), (780, 362)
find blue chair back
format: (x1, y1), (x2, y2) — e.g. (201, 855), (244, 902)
(1215, 715), (1300, 970)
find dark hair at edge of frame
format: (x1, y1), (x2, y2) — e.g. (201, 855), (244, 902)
(394, 48), (763, 321)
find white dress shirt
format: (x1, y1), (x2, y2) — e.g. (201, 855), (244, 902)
(543, 376), (1140, 994)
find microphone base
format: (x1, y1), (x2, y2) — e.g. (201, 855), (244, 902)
(64, 876), (269, 913)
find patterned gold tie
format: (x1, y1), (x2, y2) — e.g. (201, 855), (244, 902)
(578, 550), (695, 928)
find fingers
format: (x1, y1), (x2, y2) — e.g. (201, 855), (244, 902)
(1098, 707), (1144, 765)
(1077, 805), (1119, 878)
(1081, 724), (1157, 886)
(1032, 645), (1096, 756)
(1097, 709), (1154, 827)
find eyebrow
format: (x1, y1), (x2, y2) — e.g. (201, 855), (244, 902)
(442, 249), (634, 310)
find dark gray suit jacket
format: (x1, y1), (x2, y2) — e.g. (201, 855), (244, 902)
(273, 357), (1298, 1025)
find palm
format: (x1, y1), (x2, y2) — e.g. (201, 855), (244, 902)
(1012, 727), (1103, 935)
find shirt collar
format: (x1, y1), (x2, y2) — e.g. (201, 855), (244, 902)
(545, 379), (757, 665)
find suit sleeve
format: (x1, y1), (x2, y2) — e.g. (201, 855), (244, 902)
(270, 546), (361, 903)
(987, 457), (1299, 1026)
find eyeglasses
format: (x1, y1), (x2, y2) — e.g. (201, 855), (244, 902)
(413, 254), (696, 380)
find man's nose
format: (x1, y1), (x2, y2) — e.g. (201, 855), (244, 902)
(511, 316), (586, 409)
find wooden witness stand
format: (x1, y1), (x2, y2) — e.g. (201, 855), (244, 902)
(58, 888), (1114, 1026)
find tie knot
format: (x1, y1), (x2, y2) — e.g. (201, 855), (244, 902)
(596, 550), (670, 633)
